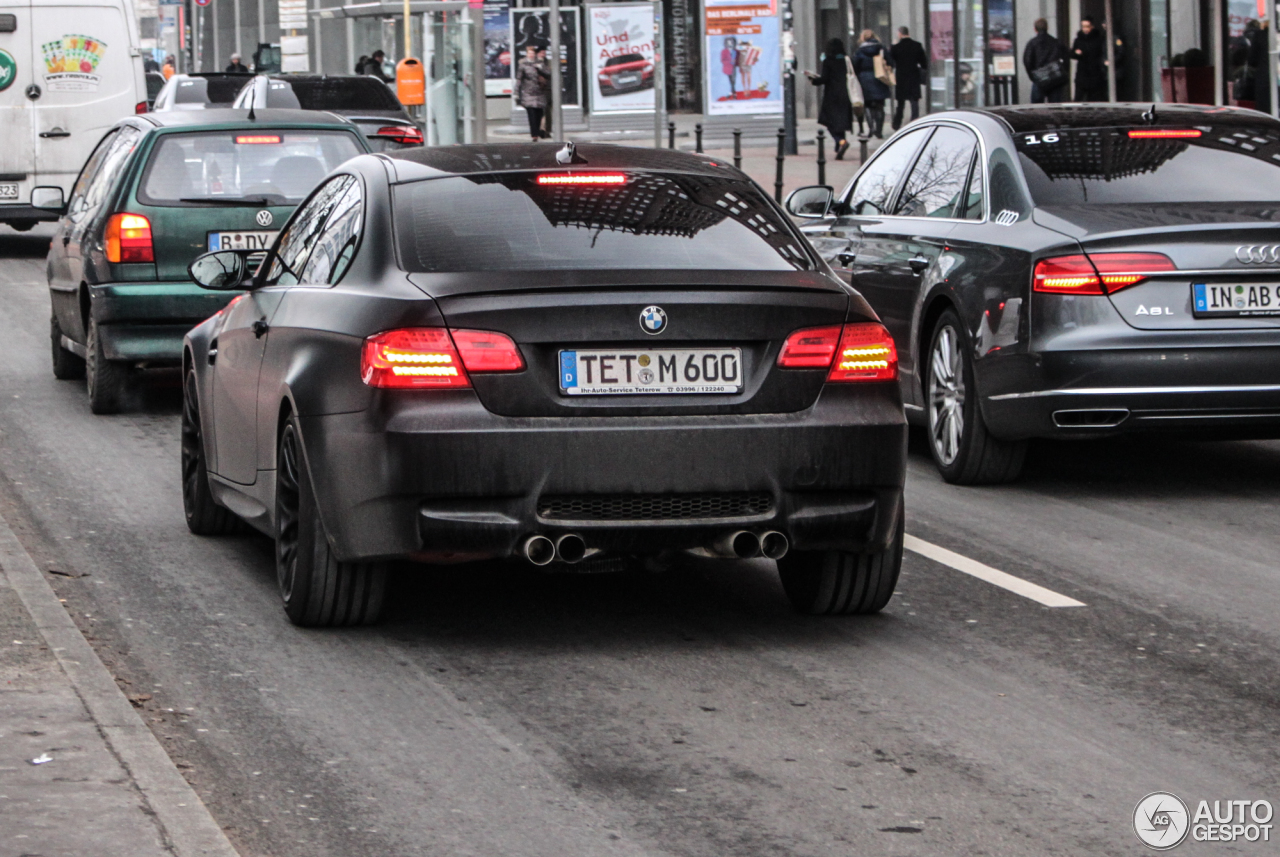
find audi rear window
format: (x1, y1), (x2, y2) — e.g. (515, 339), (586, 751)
(282, 77), (403, 111)
(1016, 125), (1280, 205)
(393, 172), (814, 272)
(138, 130), (363, 206)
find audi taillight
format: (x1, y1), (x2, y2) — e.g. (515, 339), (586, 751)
(1033, 252), (1175, 295)
(361, 328), (524, 388)
(373, 125), (424, 145)
(777, 323), (897, 382)
(104, 213), (154, 263)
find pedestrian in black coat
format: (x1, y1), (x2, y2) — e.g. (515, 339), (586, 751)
(805, 38), (853, 159)
(851, 30), (891, 138)
(1070, 17), (1108, 101)
(889, 27), (926, 129)
(1023, 18), (1067, 103)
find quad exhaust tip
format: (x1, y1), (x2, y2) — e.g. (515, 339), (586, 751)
(522, 535), (556, 566)
(760, 531), (789, 560)
(555, 533), (586, 564)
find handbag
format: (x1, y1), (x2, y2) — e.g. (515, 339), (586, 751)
(873, 51), (895, 86)
(845, 56), (864, 107)
(1029, 58), (1067, 91)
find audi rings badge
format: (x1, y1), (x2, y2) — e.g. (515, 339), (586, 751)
(1235, 244), (1280, 264)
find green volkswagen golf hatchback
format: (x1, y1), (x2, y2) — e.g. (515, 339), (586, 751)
(44, 109), (370, 413)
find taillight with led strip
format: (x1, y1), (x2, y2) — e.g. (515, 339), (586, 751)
(104, 213), (154, 263)
(1033, 252), (1175, 295)
(361, 328), (524, 388)
(778, 322), (897, 382)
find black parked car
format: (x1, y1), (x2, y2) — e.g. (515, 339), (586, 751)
(788, 104), (1280, 484)
(232, 74), (423, 151)
(182, 144), (907, 626)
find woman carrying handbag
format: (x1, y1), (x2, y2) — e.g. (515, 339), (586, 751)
(804, 38), (854, 159)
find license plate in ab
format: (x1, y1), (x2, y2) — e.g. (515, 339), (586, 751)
(559, 348), (742, 395)
(207, 230), (278, 251)
(0, 183), (17, 201)
(1193, 282), (1280, 317)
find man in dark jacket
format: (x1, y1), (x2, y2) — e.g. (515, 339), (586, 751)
(363, 50), (392, 82)
(1071, 17), (1108, 101)
(1023, 18), (1067, 103)
(1248, 19), (1272, 113)
(890, 26), (927, 129)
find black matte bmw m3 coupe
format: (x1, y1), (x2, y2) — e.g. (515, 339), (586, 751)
(788, 104), (1280, 484)
(181, 144), (907, 626)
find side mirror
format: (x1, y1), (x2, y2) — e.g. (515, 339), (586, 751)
(785, 185), (834, 219)
(189, 250), (249, 290)
(852, 199), (884, 217)
(31, 186), (65, 213)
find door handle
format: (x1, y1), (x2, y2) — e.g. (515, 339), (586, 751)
(39, 129), (71, 138)
(208, 338), (218, 365)
(837, 251), (856, 267)
(252, 319), (269, 338)
(908, 255), (930, 274)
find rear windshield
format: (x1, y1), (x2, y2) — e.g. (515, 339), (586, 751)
(269, 77), (402, 111)
(172, 76), (247, 105)
(393, 172), (814, 272)
(1017, 125), (1280, 205)
(138, 130), (364, 206)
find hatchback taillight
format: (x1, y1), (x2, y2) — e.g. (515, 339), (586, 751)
(778, 323), (897, 382)
(104, 213), (154, 263)
(1033, 252), (1175, 295)
(373, 125), (424, 145)
(361, 328), (524, 388)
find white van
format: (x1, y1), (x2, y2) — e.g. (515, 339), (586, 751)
(0, 0), (145, 230)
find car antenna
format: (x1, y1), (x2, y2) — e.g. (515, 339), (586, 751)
(247, 82), (257, 122)
(555, 141), (587, 165)
(1142, 103), (1156, 124)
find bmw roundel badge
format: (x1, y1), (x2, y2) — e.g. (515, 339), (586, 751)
(256, 210), (274, 227)
(640, 305), (667, 335)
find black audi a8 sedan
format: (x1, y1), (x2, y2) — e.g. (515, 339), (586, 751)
(182, 144), (907, 626)
(788, 104), (1280, 484)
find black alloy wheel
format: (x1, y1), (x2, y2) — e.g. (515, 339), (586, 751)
(85, 317), (127, 414)
(181, 369), (240, 535)
(777, 499), (905, 615)
(275, 415), (386, 627)
(50, 314), (85, 380)
(925, 309), (1026, 485)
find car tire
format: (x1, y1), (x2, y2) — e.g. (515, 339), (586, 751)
(925, 309), (1026, 484)
(50, 314), (85, 380)
(181, 368), (241, 536)
(777, 499), (904, 615)
(275, 416), (386, 627)
(85, 318), (127, 414)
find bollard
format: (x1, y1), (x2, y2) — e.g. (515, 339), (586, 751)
(668, 121), (676, 149)
(859, 135), (869, 164)
(774, 128), (785, 203)
(816, 129), (826, 187)
(695, 123), (703, 154)
(733, 128), (742, 169)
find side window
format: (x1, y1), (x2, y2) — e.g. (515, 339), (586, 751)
(988, 148), (1031, 223)
(79, 126), (143, 220)
(960, 152), (984, 220)
(66, 130), (119, 220)
(894, 126), (978, 218)
(299, 178), (363, 285)
(264, 176), (354, 287)
(842, 127), (931, 216)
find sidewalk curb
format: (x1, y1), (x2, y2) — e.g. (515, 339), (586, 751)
(0, 510), (240, 857)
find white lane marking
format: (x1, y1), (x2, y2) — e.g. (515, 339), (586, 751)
(905, 535), (1087, 608)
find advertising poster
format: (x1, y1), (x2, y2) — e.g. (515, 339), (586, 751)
(703, 0), (780, 115)
(587, 3), (656, 114)
(41, 34), (107, 92)
(484, 0), (511, 97)
(510, 8), (580, 107)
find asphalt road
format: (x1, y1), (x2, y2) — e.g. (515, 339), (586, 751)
(1, 225), (1278, 856)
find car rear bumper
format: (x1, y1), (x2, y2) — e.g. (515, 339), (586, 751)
(983, 346), (1280, 438)
(89, 283), (239, 362)
(296, 385), (907, 563)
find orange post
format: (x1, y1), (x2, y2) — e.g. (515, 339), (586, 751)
(396, 58), (425, 106)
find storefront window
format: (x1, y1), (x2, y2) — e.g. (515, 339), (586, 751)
(955, 0), (983, 107)
(927, 0), (953, 111)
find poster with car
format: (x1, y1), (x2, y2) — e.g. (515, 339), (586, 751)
(484, 0), (512, 97)
(510, 7), (581, 107)
(703, 0), (781, 115)
(586, 3), (656, 114)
